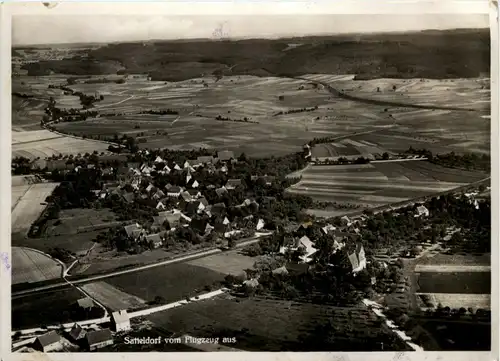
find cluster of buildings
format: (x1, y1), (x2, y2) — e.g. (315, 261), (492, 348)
(93, 151), (270, 249)
(30, 309), (131, 352)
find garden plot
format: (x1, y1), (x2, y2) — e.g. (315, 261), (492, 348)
(11, 182), (59, 234)
(416, 272), (490, 294)
(12, 246), (62, 284)
(81, 281), (147, 311)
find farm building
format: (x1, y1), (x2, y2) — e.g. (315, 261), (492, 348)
(85, 328), (114, 351)
(218, 150), (235, 162)
(33, 331), (63, 352)
(225, 179), (242, 190)
(111, 310), (131, 332)
(76, 297), (95, 311)
(414, 205), (430, 218)
(68, 323), (87, 342)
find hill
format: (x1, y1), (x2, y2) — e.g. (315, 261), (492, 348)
(20, 28), (490, 81)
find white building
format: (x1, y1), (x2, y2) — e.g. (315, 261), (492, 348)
(111, 310), (131, 332)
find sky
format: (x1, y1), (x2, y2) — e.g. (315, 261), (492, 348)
(12, 14), (489, 46)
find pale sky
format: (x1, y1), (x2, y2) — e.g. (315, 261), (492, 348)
(13, 14), (489, 46)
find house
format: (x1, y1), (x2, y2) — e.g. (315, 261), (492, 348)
(145, 233), (163, 248)
(322, 224), (336, 234)
(68, 323), (87, 342)
(153, 189), (165, 200)
(187, 159), (202, 168)
(341, 216), (352, 226)
(191, 180), (200, 188)
(153, 214), (168, 227)
(161, 164), (171, 174)
(297, 236), (318, 263)
(414, 205), (430, 218)
(210, 202), (226, 217)
(286, 262), (310, 276)
(31, 158), (48, 170)
(33, 331), (63, 352)
(198, 197), (209, 207)
(186, 173), (192, 184)
(158, 210), (183, 229)
(220, 165), (229, 173)
(225, 179), (242, 190)
(180, 191), (193, 202)
(185, 200), (206, 215)
(197, 156), (214, 164)
(187, 189), (201, 198)
(124, 223), (143, 240)
(347, 244), (367, 273)
(256, 219), (265, 231)
(120, 192), (135, 204)
(166, 186), (182, 197)
(156, 201), (166, 210)
(85, 329), (114, 351)
(272, 266), (289, 275)
(77, 297), (95, 311)
(146, 183), (155, 193)
(154, 156), (164, 163)
(173, 163), (182, 171)
(243, 278), (259, 288)
(218, 150), (235, 162)
(215, 186), (228, 197)
(111, 310), (131, 332)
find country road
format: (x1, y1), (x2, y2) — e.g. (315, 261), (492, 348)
(298, 76), (478, 112)
(12, 233), (271, 298)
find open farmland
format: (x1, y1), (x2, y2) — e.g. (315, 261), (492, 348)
(12, 246), (62, 285)
(302, 74), (490, 111)
(44, 208), (118, 237)
(106, 263), (225, 303)
(147, 295), (411, 351)
(81, 281), (147, 311)
(287, 160), (485, 213)
(187, 251), (256, 276)
(11, 182), (59, 235)
(11, 287), (90, 330)
(12, 129), (110, 160)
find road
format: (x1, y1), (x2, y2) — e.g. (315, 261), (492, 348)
(12, 233), (270, 298)
(298, 76), (478, 112)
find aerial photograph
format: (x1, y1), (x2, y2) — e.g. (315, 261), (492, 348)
(10, 12), (491, 352)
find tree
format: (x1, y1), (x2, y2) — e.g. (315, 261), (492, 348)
(382, 152), (389, 160)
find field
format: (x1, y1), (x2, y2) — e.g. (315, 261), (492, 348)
(417, 320), (490, 351)
(412, 254), (491, 310)
(11, 182), (59, 235)
(106, 263), (225, 303)
(12, 246), (62, 285)
(12, 129), (110, 160)
(44, 208), (118, 238)
(12, 69), (490, 159)
(11, 286), (105, 330)
(81, 281), (147, 311)
(287, 160), (485, 211)
(147, 295), (411, 351)
(416, 272), (490, 294)
(186, 251), (256, 276)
